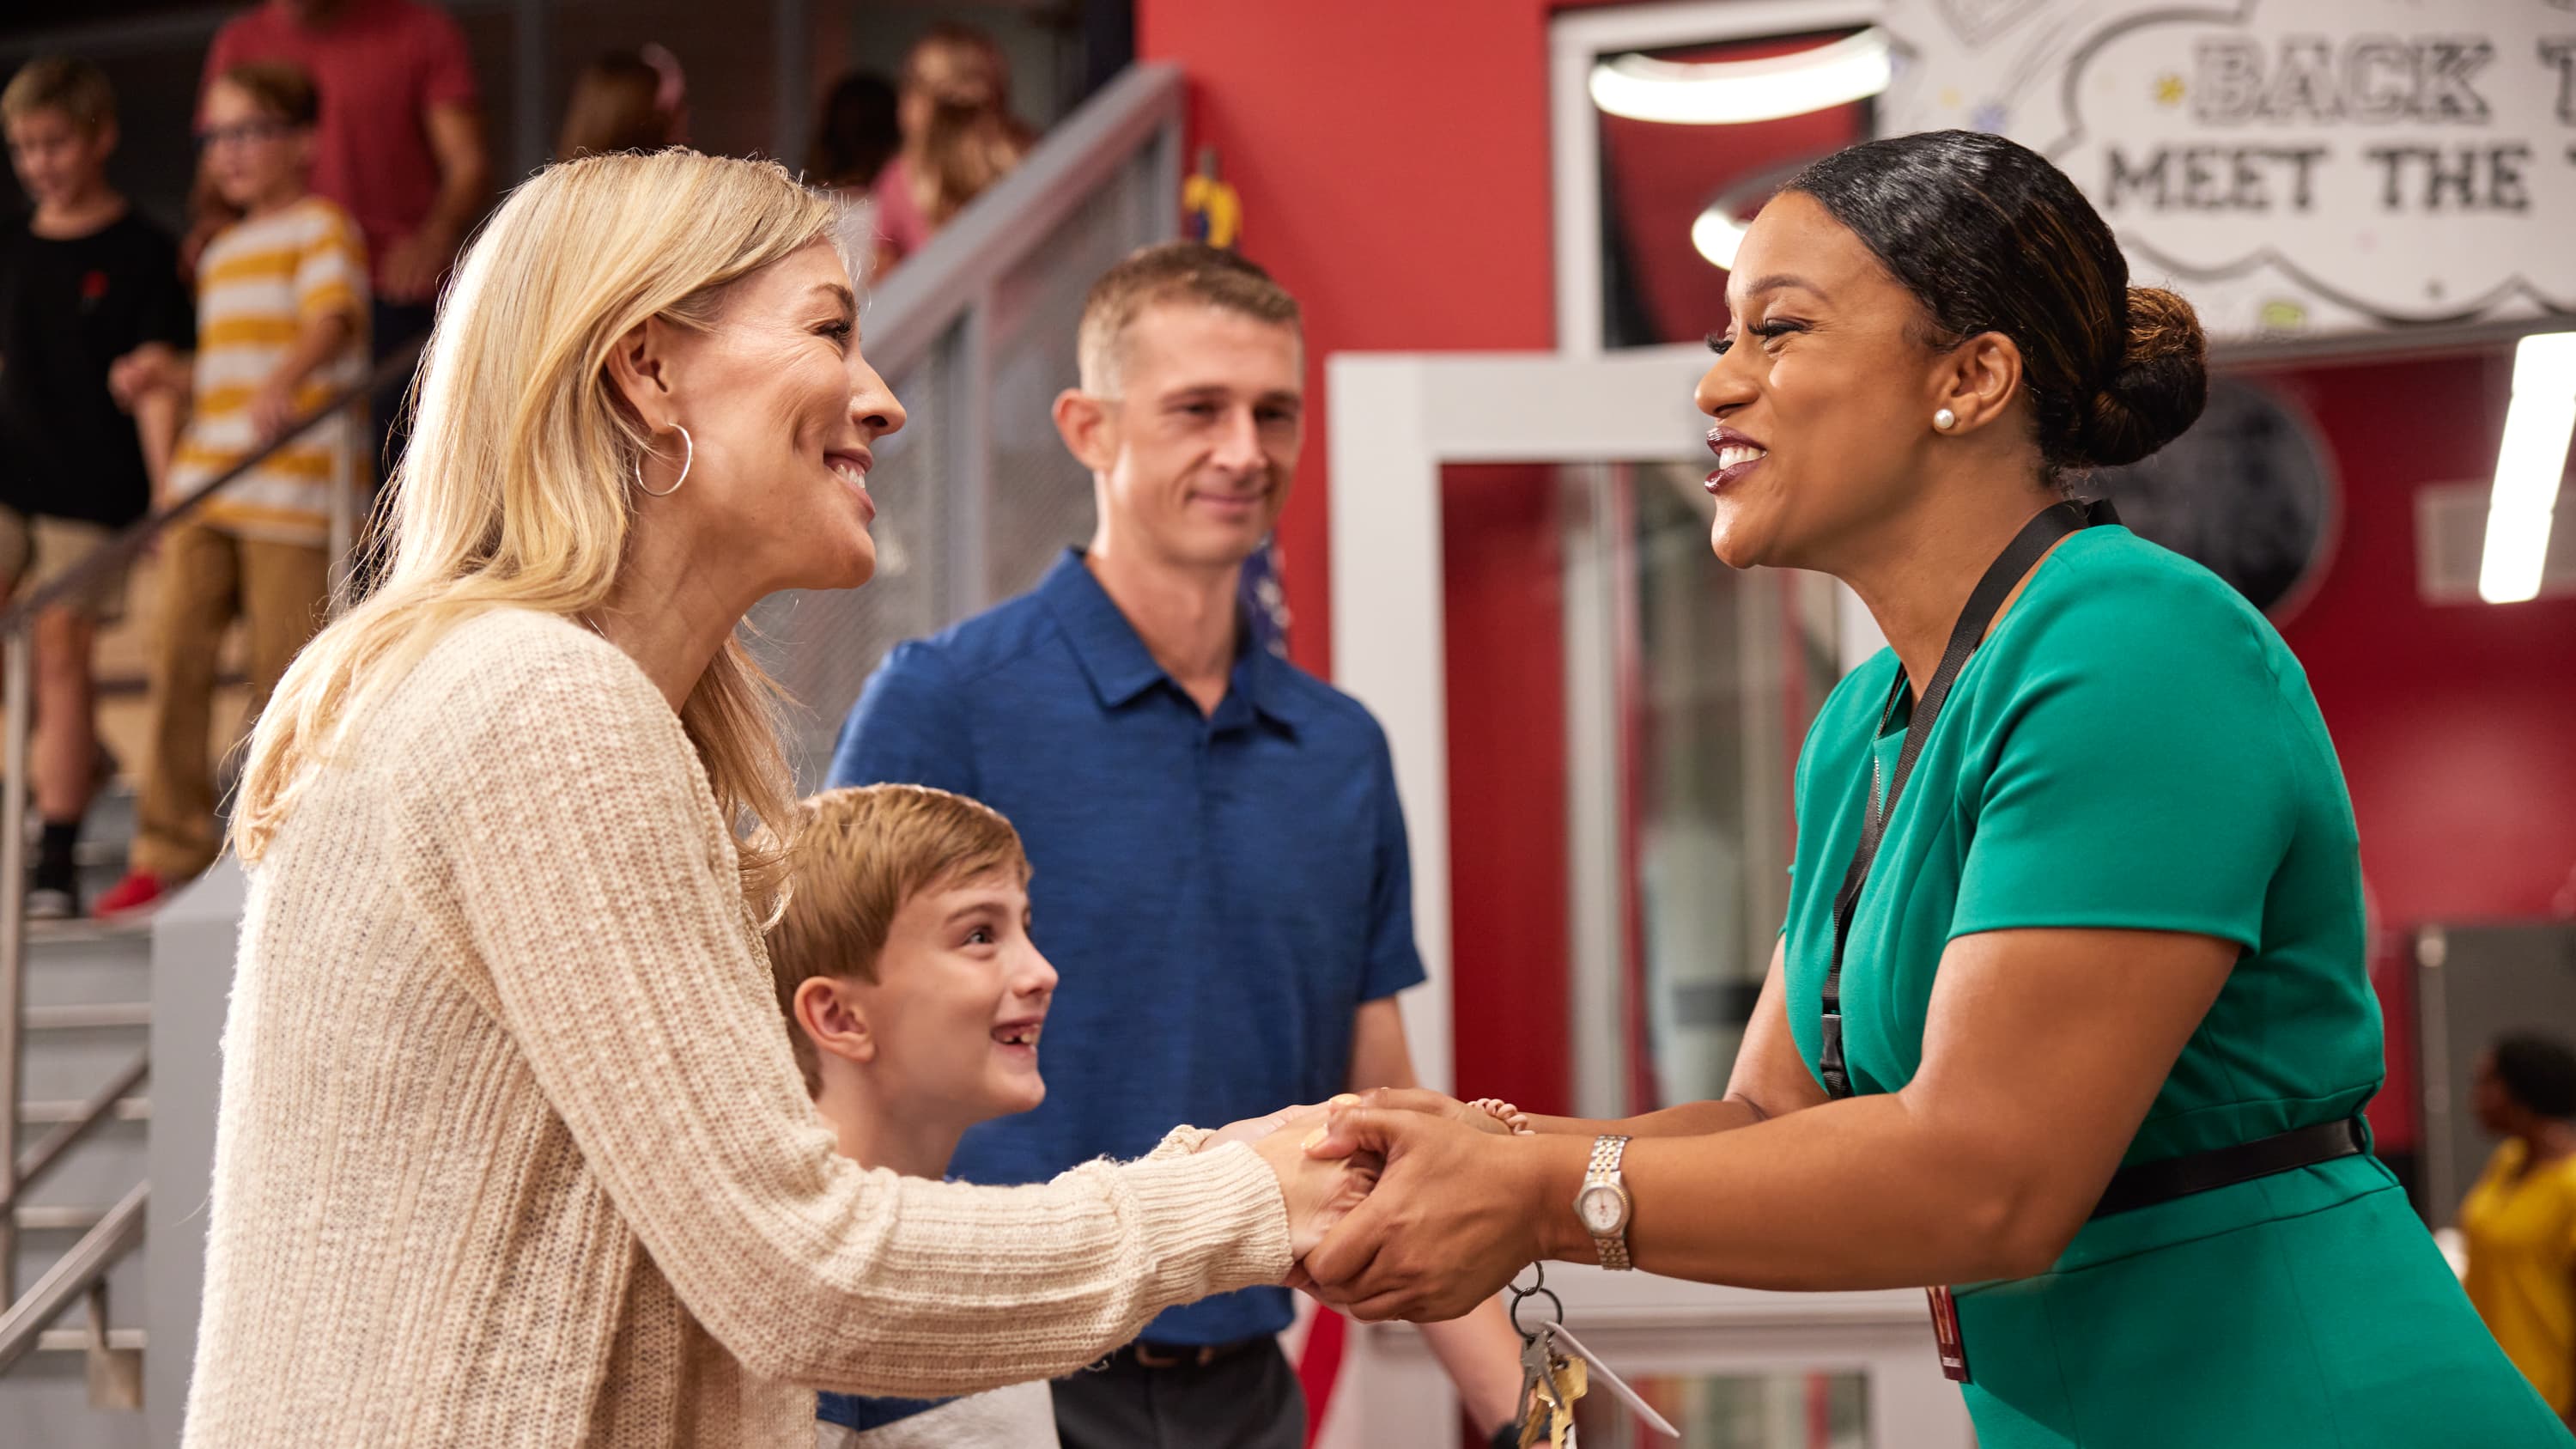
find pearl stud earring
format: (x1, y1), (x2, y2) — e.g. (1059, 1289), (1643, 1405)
(1933, 408), (1958, 431)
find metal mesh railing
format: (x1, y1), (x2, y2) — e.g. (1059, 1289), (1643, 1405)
(981, 147), (1167, 601)
(748, 331), (957, 788)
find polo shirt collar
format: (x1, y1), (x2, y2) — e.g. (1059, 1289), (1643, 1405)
(1038, 549), (1303, 734)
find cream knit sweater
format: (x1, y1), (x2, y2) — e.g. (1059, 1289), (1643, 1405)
(183, 609), (1292, 1447)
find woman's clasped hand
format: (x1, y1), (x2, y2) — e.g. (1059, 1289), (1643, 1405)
(1209, 1089), (1568, 1321)
(1203, 1100), (1389, 1263)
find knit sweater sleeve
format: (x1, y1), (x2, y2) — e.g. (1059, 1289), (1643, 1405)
(390, 614), (1291, 1396)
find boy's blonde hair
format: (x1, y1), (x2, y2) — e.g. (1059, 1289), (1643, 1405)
(232, 152), (844, 910)
(3, 57), (116, 134)
(767, 784), (1030, 1093)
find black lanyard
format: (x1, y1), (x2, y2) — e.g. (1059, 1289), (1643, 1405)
(1819, 499), (2117, 1099)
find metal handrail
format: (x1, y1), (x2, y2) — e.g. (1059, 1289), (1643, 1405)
(6, 1050), (148, 1210)
(0, 336), (421, 638)
(0, 334), (420, 1309)
(0, 1180), (144, 1376)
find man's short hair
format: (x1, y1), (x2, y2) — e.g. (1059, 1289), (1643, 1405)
(766, 784), (1030, 1094)
(215, 59), (320, 129)
(1077, 240), (1301, 395)
(3, 57), (117, 135)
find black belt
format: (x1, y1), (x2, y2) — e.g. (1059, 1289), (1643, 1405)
(1103, 1336), (1272, 1371)
(2088, 1115), (2369, 1221)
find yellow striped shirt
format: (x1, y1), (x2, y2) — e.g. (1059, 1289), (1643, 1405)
(173, 196), (368, 547)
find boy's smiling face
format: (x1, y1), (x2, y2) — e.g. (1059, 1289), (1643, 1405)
(840, 869), (1055, 1124)
(4, 107), (113, 213)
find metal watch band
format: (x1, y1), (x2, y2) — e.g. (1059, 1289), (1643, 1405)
(1585, 1134), (1633, 1271)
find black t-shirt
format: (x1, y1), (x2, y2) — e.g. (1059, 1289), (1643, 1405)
(0, 208), (196, 527)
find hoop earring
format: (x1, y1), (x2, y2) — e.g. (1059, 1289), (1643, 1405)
(1932, 408), (1958, 432)
(635, 423), (693, 497)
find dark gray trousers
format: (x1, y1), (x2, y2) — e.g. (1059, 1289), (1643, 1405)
(1052, 1342), (1304, 1449)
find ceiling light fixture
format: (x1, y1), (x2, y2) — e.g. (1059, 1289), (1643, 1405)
(2477, 331), (2576, 604)
(1691, 210), (1747, 270)
(1590, 27), (1893, 125)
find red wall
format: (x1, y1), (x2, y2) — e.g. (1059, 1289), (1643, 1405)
(1139, 4), (2576, 1143)
(1138, 0), (1562, 678)
(2264, 353), (2576, 1153)
(2267, 354), (2576, 927)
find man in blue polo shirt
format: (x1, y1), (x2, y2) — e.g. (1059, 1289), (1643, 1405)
(829, 243), (1520, 1449)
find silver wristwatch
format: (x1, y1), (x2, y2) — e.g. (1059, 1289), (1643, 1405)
(1576, 1135), (1634, 1270)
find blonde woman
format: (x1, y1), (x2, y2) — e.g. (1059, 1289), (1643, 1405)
(185, 150), (1364, 1446)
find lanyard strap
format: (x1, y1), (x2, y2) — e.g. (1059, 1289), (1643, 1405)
(1819, 499), (2117, 1100)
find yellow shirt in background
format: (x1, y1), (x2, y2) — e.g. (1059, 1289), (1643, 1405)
(2462, 1137), (2576, 1414)
(171, 194), (368, 548)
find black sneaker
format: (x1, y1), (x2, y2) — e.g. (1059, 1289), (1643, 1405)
(31, 819), (81, 920)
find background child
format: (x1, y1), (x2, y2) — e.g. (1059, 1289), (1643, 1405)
(769, 783), (1063, 1449)
(95, 58), (365, 918)
(0, 55), (194, 916)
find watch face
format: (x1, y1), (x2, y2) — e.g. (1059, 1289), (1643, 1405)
(1577, 1182), (1628, 1235)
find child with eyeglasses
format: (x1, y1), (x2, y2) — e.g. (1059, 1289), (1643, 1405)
(92, 58), (365, 920)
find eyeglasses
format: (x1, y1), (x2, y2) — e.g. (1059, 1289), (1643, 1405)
(196, 119), (292, 149)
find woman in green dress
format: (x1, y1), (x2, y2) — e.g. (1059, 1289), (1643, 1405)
(1293, 131), (2565, 1446)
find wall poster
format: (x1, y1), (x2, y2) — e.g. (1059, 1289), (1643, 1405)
(1881, 0), (2576, 342)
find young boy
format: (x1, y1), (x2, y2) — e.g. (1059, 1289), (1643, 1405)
(768, 784), (1064, 1448)
(94, 58), (366, 918)
(0, 57), (195, 916)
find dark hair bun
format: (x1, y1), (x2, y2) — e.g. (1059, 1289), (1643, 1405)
(2078, 286), (2207, 467)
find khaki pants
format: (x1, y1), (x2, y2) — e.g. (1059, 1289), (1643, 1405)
(0, 508), (128, 623)
(131, 522), (329, 879)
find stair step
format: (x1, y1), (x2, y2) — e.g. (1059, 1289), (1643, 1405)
(13, 1204), (110, 1231)
(24, 916), (150, 947)
(21, 1002), (149, 1031)
(18, 1096), (149, 1124)
(33, 1326), (145, 1353)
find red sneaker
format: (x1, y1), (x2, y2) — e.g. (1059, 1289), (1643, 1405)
(92, 871), (167, 919)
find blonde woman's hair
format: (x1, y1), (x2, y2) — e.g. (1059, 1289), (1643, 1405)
(232, 149), (841, 909)
(765, 784), (1030, 1093)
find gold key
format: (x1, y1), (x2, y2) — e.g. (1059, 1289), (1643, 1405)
(1546, 1352), (1589, 1447)
(1518, 1339), (1589, 1448)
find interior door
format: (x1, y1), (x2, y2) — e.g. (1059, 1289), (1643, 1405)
(1320, 348), (1965, 1449)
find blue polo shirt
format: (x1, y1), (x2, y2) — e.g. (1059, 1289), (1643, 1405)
(826, 549), (1427, 1344)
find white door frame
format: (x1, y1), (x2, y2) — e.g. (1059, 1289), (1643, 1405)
(1327, 344), (1715, 1099)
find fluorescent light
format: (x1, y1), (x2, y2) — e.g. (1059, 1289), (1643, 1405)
(2477, 332), (2576, 603)
(1691, 208), (1747, 269)
(1590, 28), (1892, 125)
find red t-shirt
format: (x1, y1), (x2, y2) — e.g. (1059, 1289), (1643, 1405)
(203, 0), (479, 291)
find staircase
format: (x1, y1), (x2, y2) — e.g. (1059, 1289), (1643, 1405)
(5, 785), (154, 1448)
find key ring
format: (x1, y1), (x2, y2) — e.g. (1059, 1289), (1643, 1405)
(1507, 1261), (1564, 1339)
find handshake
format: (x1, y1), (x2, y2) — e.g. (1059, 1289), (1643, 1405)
(1194, 1089), (1561, 1323)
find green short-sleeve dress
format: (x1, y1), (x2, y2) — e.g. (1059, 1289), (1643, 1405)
(1781, 526), (2566, 1447)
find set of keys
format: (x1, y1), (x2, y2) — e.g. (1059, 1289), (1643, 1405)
(1506, 1263), (1679, 1448)
(1515, 1324), (1588, 1447)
